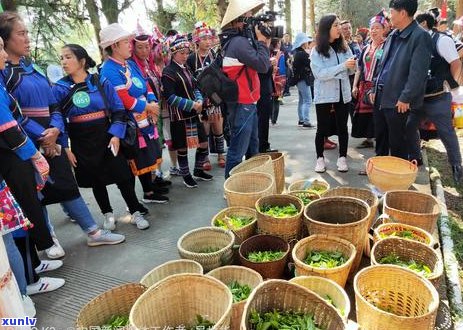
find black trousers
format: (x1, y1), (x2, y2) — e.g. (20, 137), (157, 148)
(257, 93), (273, 152)
(315, 102), (350, 158)
(14, 235), (40, 285)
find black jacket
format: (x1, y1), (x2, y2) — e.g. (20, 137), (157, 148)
(374, 20), (432, 109)
(293, 48), (314, 86)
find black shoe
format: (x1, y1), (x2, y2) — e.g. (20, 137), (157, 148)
(138, 205), (149, 215)
(302, 123), (316, 129)
(152, 186), (169, 194)
(193, 169), (213, 181)
(183, 174), (198, 188)
(452, 165), (462, 184)
(141, 193), (169, 204)
(153, 176), (172, 187)
(298, 121), (303, 127)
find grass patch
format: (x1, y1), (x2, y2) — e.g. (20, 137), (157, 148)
(449, 216), (463, 266)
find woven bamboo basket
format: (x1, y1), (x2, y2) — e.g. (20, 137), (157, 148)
(383, 190), (440, 234)
(224, 172), (275, 208)
(239, 234), (290, 279)
(292, 234), (356, 288)
(206, 266), (263, 330)
(323, 187), (379, 256)
(240, 279), (345, 330)
(289, 276), (351, 321)
(259, 151), (286, 193)
(373, 222), (435, 246)
(354, 265), (439, 330)
(255, 194), (304, 242)
(76, 283), (146, 329)
(177, 227), (235, 272)
(229, 155), (274, 188)
(211, 207), (257, 244)
(288, 178), (330, 195)
(140, 260), (203, 288)
(370, 237), (443, 287)
(366, 156), (418, 192)
(287, 190), (321, 206)
(130, 274), (232, 330)
(304, 197), (370, 278)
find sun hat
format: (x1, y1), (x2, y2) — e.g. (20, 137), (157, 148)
(169, 34), (191, 53)
(99, 23), (135, 49)
(292, 32), (313, 51)
(220, 0), (265, 28)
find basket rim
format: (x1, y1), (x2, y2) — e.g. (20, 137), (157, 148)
(139, 259), (204, 286)
(292, 234), (357, 272)
(224, 172), (275, 195)
(129, 273), (233, 328)
(205, 265), (264, 282)
(353, 264), (440, 319)
(210, 207), (257, 231)
(323, 187), (379, 207)
(366, 156), (418, 175)
(255, 194), (304, 215)
(303, 196), (371, 227)
(288, 178), (330, 190)
(177, 226), (235, 256)
(229, 155), (272, 175)
(238, 234), (290, 264)
(384, 190), (440, 216)
(374, 223), (434, 243)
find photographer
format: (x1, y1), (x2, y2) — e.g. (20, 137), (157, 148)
(220, 0), (272, 177)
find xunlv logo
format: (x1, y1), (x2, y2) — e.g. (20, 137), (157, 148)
(1, 317), (37, 326)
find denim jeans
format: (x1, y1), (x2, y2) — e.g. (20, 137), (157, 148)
(297, 80), (312, 124)
(406, 92), (462, 166)
(3, 232), (27, 295)
(225, 103), (259, 178)
(45, 196), (98, 235)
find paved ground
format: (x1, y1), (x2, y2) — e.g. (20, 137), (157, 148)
(34, 89), (432, 329)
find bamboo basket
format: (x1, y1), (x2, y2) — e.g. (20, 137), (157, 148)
(130, 274), (232, 330)
(304, 197), (370, 278)
(211, 207), (257, 244)
(229, 155), (274, 193)
(370, 237), (443, 287)
(177, 227), (235, 272)
(239, 234), (290, 279)
(255, 194), (304, 242)
(206, 266), (263, 330)
(323, 187), (379, 256)
(259, 151), (286, 193)
(140, 260), (203, 288)
(289, 276), (351, 321)
(287, 190), (321, 206)
(373, 222), (435, 246)
(240, 279), (345, 330)
(288, 178), (330, 195)
(224, 172), (275, 208)
(366, 156), (418, 192)
(292, 234), (356, 288)
(383, 190), (440, 234)
(76, 283), (146, 329)
(354, 265), (439, 330)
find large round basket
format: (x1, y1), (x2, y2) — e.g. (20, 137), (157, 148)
(304, 197), (370, 277)
(289, 276), (351, 321)
(292, 234), (356, 288)
(140, 260), (203, 288)
(259, 151), (286, 193)
(229, 155), (274, 184)
(354, 265), (439, 330)
(206, 266), (263, 330)
(211, 207), (257, 244)
(255, 194), (304, 242)
(373, 222), (435, 247)
(239, 234), (290, 279)
(287, 190), (321, 206)
(75, 283), (146, 328)
(323, 187), (379, 256)
(366, 156), (418, 192)
(177, 227), (235, 272)
(130, 274), (232, 330)
(370, 237), (443, 288)
(288, 178), (330, 195)
(383, 190), (440, 234)
(240, 279), (345, 330)
(224, 172), (274, 208)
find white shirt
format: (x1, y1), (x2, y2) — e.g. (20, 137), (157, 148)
(432, 31), (460, 64)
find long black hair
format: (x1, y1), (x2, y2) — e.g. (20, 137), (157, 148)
(315, 14), (348, 58)
(63, 44), (96, 70)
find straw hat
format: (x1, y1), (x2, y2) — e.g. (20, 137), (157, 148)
(99, 23), (135, 49)
(220, 0), (265, 28)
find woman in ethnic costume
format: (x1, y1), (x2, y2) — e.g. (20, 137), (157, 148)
(162, 34), (213, 188)
(187, 22), (226, 169)
(99, 23), (169, 205)
(54, 44), (149, 231)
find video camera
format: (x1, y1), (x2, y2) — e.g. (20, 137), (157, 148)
(242, 11), (284, 40)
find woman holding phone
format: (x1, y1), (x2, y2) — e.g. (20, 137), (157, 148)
(310, 14), (356, 173)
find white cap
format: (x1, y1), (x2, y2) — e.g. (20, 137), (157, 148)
(220, 0), (265, 29)
(99, 23), (135, 49)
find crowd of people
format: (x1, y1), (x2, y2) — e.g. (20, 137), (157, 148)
(1, 0), (463, 319)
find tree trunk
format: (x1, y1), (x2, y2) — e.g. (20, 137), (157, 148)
(154, 0), (174, 33)
(101, 0), (119, 24)
(217, 0), (228, 26)
(1, 0), (18, 11)
(269, 0), (275, 11)
(302, 0), (306, 33)
(85, 0), (102, 58)
(457, 0), (463, 18)
(284, 0), (291, 36)
(308, 0), (315, 35)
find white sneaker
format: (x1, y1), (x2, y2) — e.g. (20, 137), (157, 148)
(22, 295), (36, 317)
(315, 157), (326, 173)
(103, 212), (116, 231)
(337, 156), (349, 172)
(34, 260), (63, 274)
(130, 211), (150, 230)
(45, 237), (65, 259)
(26, 277), (65, 295)
(87, 230), (125, 247)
